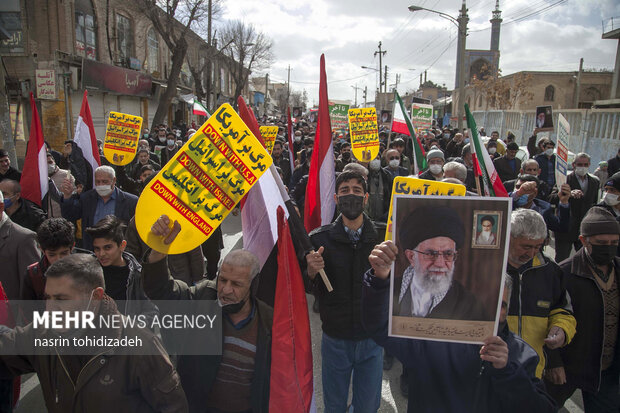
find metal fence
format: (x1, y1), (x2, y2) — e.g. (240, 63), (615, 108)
(468, 109), (620, 167)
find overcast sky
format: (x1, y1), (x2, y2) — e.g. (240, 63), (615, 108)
(219, 0), (619, 107)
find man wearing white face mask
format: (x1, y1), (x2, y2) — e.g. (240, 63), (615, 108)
(382, 149), (408, 179)
(419, 148), (445, 181)
(366, 155), (392, 222)
(551, 153), (600, 262)
(60, 165), (138, 251)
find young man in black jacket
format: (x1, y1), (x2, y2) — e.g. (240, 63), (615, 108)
(305, 171), (382, 412)
(362, 240), (556, 413)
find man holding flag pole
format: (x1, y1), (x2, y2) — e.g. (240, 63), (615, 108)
(304, 54), (382, 412)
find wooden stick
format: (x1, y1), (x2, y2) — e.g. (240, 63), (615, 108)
(310, 249), (333, 292)
(475, 174), (482, 196)
(318, 269), (333, 292)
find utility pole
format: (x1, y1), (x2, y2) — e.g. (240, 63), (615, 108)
(205, 0), (213, 109)
(374, 42), (386, 95)
(286, 64), (291, 106)
(384, 65), (388, 93)
(265, 73), (269, 116)
(574, 57), (584, 108)
(363, 86), (368, 107)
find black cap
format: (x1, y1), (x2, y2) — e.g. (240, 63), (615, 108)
(605, 172), (620, 192)
(399, 205), (465, 250)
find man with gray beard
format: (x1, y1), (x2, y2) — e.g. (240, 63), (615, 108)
(397, 206), (487, 320)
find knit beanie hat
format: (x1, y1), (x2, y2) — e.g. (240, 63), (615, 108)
(580, 206), (620, 237)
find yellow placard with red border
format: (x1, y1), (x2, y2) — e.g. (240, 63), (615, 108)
(103, 111), (142, 166)
(135, 103), (272, 254)
(385, 177), (466, 241)
(259, 126), (278, 155)
(348, 107), (379, 162)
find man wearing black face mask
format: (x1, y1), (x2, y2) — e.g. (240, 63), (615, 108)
(305, 171), (382, 412)
(335, 142), (353, 172)
(544, 207), (620, 411)
(141, 215), (273, 412)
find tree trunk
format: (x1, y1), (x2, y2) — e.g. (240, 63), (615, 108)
(151, 39), (188, 127)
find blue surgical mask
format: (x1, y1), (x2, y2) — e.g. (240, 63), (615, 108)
(3, 196), (13, 209)
(515, 194), (529, 207)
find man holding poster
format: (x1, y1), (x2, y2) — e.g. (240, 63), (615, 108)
(361, 241), (556, 412)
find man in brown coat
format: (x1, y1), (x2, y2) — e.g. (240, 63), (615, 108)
(0, 254), (188, 413)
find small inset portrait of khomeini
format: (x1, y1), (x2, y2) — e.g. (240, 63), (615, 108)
(396, 205), (487, 320)
(472, 211), (502, 249)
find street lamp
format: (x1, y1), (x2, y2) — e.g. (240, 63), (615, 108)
(361, 65), (383, 95)
(409, 2), (468, 130)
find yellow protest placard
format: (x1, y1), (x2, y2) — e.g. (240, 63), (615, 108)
(103, 111), (142, 166)
(135, 103), (273, 254)
(348, 107), (379, 162)
(259, 126), (278, 155)
(385, 177), (466, 241)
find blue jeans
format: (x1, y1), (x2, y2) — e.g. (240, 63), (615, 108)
(321, 333), (383, 413)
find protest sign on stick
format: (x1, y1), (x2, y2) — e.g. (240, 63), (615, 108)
(555, 114), (570, 188)
(135, 103), (272, 254)
(348, 107), (379, 162)
(259, 126), (278, 155)
(411, 103), (433, 130)
(103, 112), (142, 166)
(384, 177), (466, 241)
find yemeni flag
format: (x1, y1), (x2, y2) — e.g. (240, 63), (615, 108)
(192, 99), (209, 117)
(20, 93), (48, 206)
(392, 90), (427, 174)
(465, 104), (508, 197)
(304, 54), (336, 232)
(287, 107), (295, 175)
(73, 90), (101, 187)
(269, 206), (316, 412)
(238, 96), (288, 268)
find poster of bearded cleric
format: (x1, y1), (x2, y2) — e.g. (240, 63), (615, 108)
(389, 195), (511, 344)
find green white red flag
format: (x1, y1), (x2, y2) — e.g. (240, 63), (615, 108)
(465, 104), (508, 197)
(392, 90), (427, 174)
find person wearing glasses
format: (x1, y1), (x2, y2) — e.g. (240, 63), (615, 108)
(396, 206), (486, 320)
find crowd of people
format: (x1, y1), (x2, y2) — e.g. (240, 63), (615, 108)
(0, 112), (619, 413)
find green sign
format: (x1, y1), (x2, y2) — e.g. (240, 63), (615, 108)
(329, 101), (350, 132)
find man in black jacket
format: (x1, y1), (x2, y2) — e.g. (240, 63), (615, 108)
(362, 240), (556, 413)
(550, 153), (600, 262)
(545, 207), (620, 411)
(493, 142), (522, 183)
(143, 215), (272, 413)
(0, 179), (46, 232)
(305, 171), (382, 412)
(607, 148), (620, 177)
(60, 165), (138, 251)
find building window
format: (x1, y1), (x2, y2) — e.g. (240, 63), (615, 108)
(116, 14), (133, 65)
(147, 28), (158, 73)
(544, 85), (555, 102)
(0, 0), (24, 54)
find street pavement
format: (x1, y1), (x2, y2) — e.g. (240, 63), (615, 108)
(15, 213), (585, 412)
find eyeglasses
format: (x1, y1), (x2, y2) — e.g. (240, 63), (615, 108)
(414, 249), (458, 262)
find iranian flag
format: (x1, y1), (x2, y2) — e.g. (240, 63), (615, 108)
(192, 99), (209, 117)
(465, 104), (508, 197)
(20, 93), (48, 206)
(392, 90), (427, 174)
(73, 90), (101, 186)
(304, 54), (336, 232)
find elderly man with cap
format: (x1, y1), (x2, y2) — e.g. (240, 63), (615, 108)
(382, 149), (408, 180)
(543, 207), (620, 411)
(396, 206), (486, 319)
(594, 161), (609, 194)
(419, 149), (445, 181)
